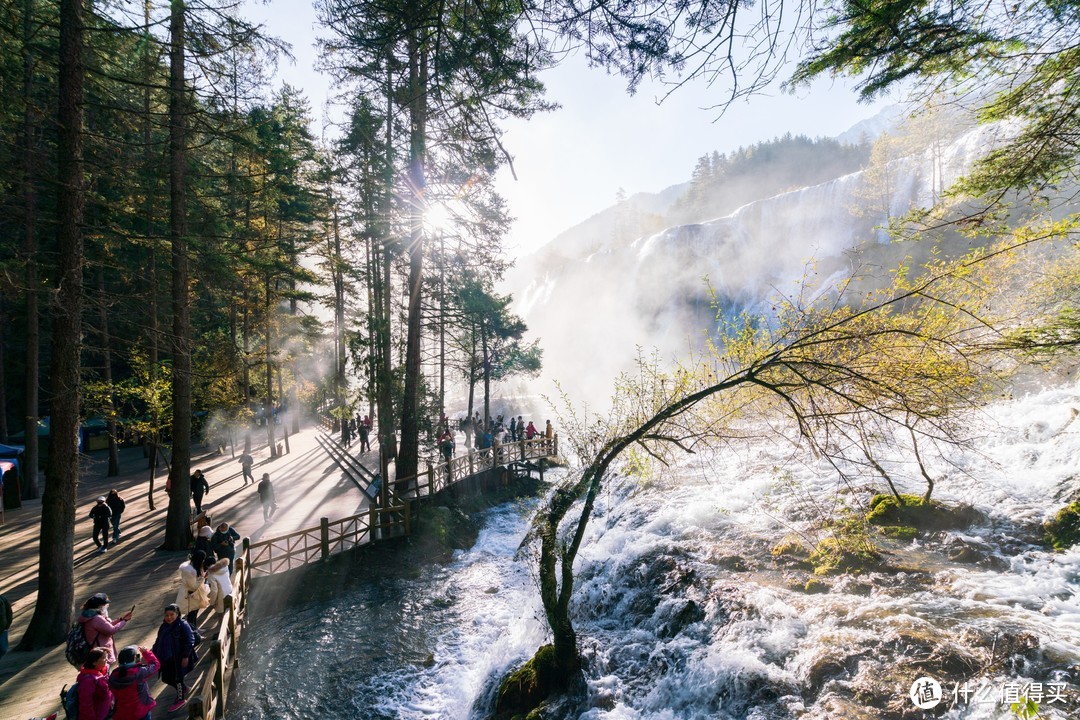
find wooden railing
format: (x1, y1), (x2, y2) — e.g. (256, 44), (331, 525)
(246, 434), (557, 576)
(246, 501), (408, 577)
(186, 544), (251, 720)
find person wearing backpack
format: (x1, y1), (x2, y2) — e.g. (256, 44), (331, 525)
(76, 647), (113, 720)
(152, 604), (197, 712)
(108, 646), (158, 720)
(78, 593), (131, 665)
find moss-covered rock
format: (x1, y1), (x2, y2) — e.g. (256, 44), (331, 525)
(808, 536), (882, 575)
(1044, 502), (1080, 550)
(865, 493), (981, 531)
(878, 524), (919, 540)
(493, 645), (562, 719)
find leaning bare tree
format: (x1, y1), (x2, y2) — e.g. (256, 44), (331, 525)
(514, 242), (1036, 697)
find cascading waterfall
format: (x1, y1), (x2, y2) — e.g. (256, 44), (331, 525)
(231, 383), (1078, 719)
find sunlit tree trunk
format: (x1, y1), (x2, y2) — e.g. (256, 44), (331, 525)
(97, 268), (120, 476)
(397, 27), (428, 486)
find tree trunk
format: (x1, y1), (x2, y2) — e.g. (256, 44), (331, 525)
(20, 0), (84, 649)
(276, 364), (290, 454)
(97, 267), (120, 476)
(396, 30), (428, 485)
(0, 291), (6, 443)
(264, 273), (277, 457)
(21, 0), (40, 500)
(142, 0), (158, 509)
(164, 0), (192, 550)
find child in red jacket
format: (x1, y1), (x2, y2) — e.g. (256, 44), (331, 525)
(77, 648), (113, 720)
(108, 645), (159, 720)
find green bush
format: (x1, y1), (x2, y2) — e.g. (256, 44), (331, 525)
(1044, 502), (1080, 550)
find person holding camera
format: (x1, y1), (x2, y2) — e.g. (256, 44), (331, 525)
(210, 521), (241, 573)
(108, 645), (159, 720)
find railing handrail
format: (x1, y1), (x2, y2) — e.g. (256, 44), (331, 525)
(246, 433), (557, 576)
(187, 540), (251, 720)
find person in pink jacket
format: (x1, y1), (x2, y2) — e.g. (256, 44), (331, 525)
(76, 647), (113, 720)
(78, 592), (132, 665)
(108, 645), (159, 720)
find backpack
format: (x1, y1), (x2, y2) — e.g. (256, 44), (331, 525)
(64, 623), (91, 668)
(60, 681), (78, 719)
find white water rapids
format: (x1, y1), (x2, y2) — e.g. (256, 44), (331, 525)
(233, 382), (1079, 719)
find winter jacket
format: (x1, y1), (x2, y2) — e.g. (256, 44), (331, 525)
(206, 558), (234, 614)
(79, 609), (127, 664)
(106, 493), (126, 519)
(89, 503), (112, 527)
(152, 617), (197, 686)
(108, 648), (159, 720)
(194, 525), (214, 558)
(175, 559), (211, 615)
(77, 666), (113, 720)
(257, 477), (275, 505)
(210, 527), (240, 561)
(190, 473), (210, 498)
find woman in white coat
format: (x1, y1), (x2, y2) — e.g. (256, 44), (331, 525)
(176, 550), (211, 626)
(205, 557), (233, 615)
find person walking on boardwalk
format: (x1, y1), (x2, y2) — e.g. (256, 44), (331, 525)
(79, 592), (132, 665)
(210, 522), (241, 572)
(257, 472), (277, 521)
(77, 647), (113, 720)
(525, 420), (538, 440)
(109, 645), (159, 720)
(238, 451), (254, 484)
(358, 415), (371, 453)
(152, 604), (198, 712)
(176, 550), (211, 627)
(89, 497), (112, 552)
(190, 469), (210, 515)
(0, 593), (11, 659)
(105, 489), (126, 544)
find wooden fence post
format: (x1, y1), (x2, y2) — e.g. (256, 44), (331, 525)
(212, 639), (225, 707)
(225, 595), (238, 665)
(320, 517), (330, 560)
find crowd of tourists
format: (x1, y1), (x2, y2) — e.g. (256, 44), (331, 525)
(63, 456), (264, 719)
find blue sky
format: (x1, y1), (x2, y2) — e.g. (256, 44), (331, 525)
(246, 1), (889, 256)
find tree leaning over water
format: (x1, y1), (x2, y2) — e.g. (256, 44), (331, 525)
(511, 0), (1080, 703)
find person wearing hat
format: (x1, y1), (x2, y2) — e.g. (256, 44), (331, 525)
(108, 645), (159, 720)
(88, 497), (113, 552)
(194, 523), (214, 559)
(76, 647), (113, 720)
(152, 604), (197, 712)
(210, 521), (241, 573)
(78, 593), (132, 665)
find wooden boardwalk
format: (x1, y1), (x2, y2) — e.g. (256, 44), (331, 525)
(0, 420), (379, 720)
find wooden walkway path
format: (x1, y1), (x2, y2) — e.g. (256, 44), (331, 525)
(0, 420), (384, 720)
(0, 419), (558, 720)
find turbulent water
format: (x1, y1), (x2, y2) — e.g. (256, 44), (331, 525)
(232, 384), (1080, 719)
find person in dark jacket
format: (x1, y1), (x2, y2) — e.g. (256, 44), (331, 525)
(257, 473), (277, 521)
(89, 497), (112, 552)
(190, 469), (210, 515)
(105, 489), (126, 544)
(77, 647), (113, 720)
(238, 453), (254, 484)
(152, 604), (197, 712)
(109, 645), (159, 720)
(210, 522), (241, 572)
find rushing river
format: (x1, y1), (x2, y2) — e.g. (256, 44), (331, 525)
(232, 385), (1080, 719)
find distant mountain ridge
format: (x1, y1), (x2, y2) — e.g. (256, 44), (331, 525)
(504, 105), (998, 406)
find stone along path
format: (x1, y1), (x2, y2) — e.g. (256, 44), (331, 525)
(0, 420), (375, 719)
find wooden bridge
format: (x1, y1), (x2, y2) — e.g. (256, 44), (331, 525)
(245, 431), (559, 577)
